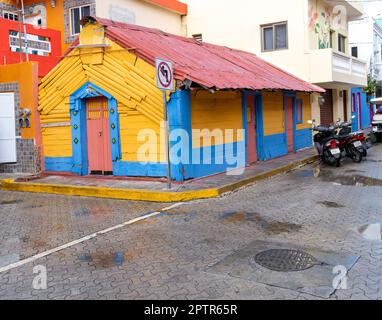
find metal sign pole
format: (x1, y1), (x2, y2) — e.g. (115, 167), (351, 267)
(163, 90), (171, 189)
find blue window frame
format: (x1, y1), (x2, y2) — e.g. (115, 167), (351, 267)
(296, 99), (303, 124)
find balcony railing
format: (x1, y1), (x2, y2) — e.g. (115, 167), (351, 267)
(0, 17), (61, 77)
(374, 62), (382, 81)
(332, 51), (366, 77)
(309, 48), (367, 86)
(9, 31), (52, 56)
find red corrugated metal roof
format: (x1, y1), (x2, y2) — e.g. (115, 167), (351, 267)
(85, 17), (324, 92)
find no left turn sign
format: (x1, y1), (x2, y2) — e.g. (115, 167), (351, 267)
(155, 58), (174, 91)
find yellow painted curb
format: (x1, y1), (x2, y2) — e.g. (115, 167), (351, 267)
(1, 155), (318, 202)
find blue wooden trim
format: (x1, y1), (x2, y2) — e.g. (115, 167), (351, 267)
(351, 88), (359, 131)
(70, 82), (114, 103)
(296, 99), (303, 124)
(108, 98), (121, 160)
(191, 141), (245, 178)
(351, 87), (371, 130)
(168, 89), (192, 181)
(263, 133), (288, 160)
(295, 128), (313, 150)
(69, 81), (121, 175)
(241, 91), (248, 165)
(284, 90), (296, 96)
(44, 157), (72, 172)
(112, 141), (245, 181)
(70, 100), (88, 175)
(113, 161), (167, 177)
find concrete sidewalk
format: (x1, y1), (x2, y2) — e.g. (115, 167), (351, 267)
(1, 148), (318, 202)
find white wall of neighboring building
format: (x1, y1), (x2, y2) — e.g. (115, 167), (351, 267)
(184, 0), (367, 124)
(362, 2), (382, 17)
(95, 0), (185, 35)
(184, 0), (308, 79)
(184, 0), (365, 83)
(349, 14), (382, 83)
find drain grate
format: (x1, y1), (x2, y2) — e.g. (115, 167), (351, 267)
(252, 249), (322, 272)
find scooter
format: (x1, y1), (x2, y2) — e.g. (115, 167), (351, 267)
(308, 120), (341, 167)
(336, 121), (363, 163)
(336, 118), (365, 160)
(350, 130), (368, 157)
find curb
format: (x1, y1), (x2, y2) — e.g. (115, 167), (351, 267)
(1, 155), (318, 202)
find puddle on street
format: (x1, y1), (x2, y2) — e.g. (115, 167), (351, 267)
(21, 235), (47, 248)
(0, 253), (19, 268)
(294, 167), (321, 179)
(79, 251), (135, 269)
(158, 211), (196, 222)
(317, 201), (345, 208)
(293, 166), (382, 187)
(51, 223), (64, 232)
(296, 170), (315, 178)
(72, 207), (112, 217)
(366, 159), (382, 163)
(0, 199), (23, 205)
(358, 223), (382, 240)
(220, 212), (301, 234)
(312, 169), (382, 187)
(345, 169), (366, 174)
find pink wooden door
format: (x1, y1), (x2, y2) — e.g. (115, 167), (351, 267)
(285, 97), (294, 153)
(86, 97), (113, 174)
(246, 94), (257, 163)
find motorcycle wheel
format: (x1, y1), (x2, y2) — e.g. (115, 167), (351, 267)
(369, 133), (377, 144)
(350, 146), (362, 163)
(323, 149), (339, 167)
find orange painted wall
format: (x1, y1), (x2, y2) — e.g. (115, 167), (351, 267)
(0, 62), (40, 141)
(23, 0), (68, 52)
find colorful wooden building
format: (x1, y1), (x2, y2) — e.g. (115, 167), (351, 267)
(38, 16), (323, 181)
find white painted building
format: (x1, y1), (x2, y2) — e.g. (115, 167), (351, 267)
(349, 4), (382, 96)
(184, 0), (368, 125)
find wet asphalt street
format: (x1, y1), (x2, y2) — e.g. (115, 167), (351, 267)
(1, 145), (382, 300)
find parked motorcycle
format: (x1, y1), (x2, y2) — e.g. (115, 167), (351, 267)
(350, 130), (368, 157)
(336, 119), (365, 160)
(309, 120), (341, 167)
(336, 121), (363, 163)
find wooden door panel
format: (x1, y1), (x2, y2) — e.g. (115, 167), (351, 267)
(246, 94), (257, 163)
(285, 97), (294, 153)
(86, 97), (112, 174)
(319, 89), (333, 126)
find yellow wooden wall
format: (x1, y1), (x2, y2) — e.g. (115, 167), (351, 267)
(39, 23), (165, 162)
(262, 92), (285, 136)
(190, 91), (243, 148)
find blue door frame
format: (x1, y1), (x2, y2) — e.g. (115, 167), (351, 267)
(69, 82), (121, 176)
(283, 92), (297, 153)
(242, 90), (265, 163)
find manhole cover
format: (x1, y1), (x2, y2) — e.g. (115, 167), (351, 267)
(252, 249), (322, 272)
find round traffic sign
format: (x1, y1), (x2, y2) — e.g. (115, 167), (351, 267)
(157, 61), (173, 89)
